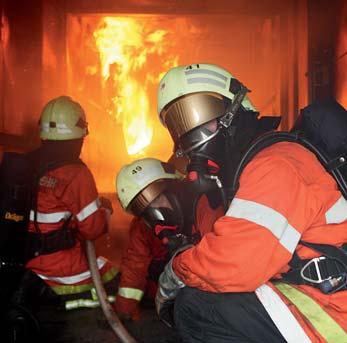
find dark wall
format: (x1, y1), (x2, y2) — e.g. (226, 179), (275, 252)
(1, 0), (43, 148)
(307, 0), (344, 102)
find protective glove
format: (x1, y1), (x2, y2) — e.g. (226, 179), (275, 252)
(155, 244), (193, 327)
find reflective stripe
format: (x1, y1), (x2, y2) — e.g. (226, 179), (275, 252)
(56, 123), (73, 134)
(65, 295), (115, 310)
(51, 267), (118, 295)
(255, 284), (311, 343)
(185, 68), (228, 82)
(30, 210), (71, 223)
(37, 257), (107, 284)
(118, 287), (144, 301)
(41, 122), (49, 132)
(226, 198), (301, 253)
(30, 199), (100, 224)
(76, 198), (100, 222)
(275, 283), (347, 342)
(187, 77), (226, 89)
(325, 196), (347, 224)
(41, 122), (73, 134)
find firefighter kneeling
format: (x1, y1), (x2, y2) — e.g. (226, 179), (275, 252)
(155, 63), (347, 342)
(1, 96), (117, 342)
(115, 157), (223, 322)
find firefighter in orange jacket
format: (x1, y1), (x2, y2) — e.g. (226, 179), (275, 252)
(115, 157), (224, 321)
(112, 217), (167, 321)
(24, 96), (117, 310)
(155, 63), (347, 342)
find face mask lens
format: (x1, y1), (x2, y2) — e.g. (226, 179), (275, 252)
(142, 208), (165, 229)
(178, 119), (219, 155)
(142, 191), (183, 230)
(149, 193), (173, 210)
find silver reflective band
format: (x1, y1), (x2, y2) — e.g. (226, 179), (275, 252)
(30, 210), (71, 223)
(187, 77), (226, 89)
(40, 122), (73, 134)
(325, 196), (347, 224)
(255, 284), (311, 343)
(37, 257), (107, 284)
(41, 122), (49, 132)
(118, 287), (144, 301)
(65, 295), (115, 310)
(185, 69), (228, 82)
(226, 198), (301, 253)
(56, 123), (73, 134)
(76, 198), (100, 222)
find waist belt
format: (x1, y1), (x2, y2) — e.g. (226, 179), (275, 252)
(25, 227), (76, 260)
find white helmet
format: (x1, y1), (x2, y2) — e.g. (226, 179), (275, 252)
(116, 158), (182, 214)
(40, 96), (88, 140)
(157, 63), (256, 145)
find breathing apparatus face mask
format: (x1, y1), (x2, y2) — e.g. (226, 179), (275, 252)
(140, 186), (185, 241)
(165, 84), (281, 211)
(173, 111), (269, 212)
(141, 183), (203, 254)
(180, 121), (229, 211)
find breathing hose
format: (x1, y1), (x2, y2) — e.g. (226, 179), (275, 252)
(85, 240), (137, 343)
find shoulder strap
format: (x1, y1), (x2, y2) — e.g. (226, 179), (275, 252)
(230, 131), (302, 199)
(230, 130), (347, 200)
(299, 241), (347, 265)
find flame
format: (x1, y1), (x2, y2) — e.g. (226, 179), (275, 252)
(93, 17), (178, 155)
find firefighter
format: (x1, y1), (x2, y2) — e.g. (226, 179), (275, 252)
(114, 158), (182, 321)
(22, 96), (118, 310)
(155, 63), (347, 342)
(115, 157), (223, 322)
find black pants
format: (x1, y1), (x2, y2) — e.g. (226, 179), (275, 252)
(174, 287), (287, 343)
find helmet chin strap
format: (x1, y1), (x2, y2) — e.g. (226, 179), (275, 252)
(220, 82), (250, 130)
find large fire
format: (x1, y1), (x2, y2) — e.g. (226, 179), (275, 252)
(93, 17), (178, 155)
(64, 15), (202, 192)
(62, 14), (293, 192)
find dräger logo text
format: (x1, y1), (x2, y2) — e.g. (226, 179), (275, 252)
(5, 212), (24, 222)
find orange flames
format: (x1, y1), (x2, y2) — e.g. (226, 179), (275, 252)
(93, 17), (178, 155)
(65, 14), (201, 192)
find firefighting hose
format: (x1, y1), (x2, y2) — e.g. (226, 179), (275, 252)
(85, 240), (137, 343)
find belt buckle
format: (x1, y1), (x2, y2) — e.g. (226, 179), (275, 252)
(300, 256), (330, 284)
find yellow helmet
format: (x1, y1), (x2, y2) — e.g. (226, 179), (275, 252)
(40, 96), (88, 140)
(116, 158), (182, 214)
(157, 63), (256, 144)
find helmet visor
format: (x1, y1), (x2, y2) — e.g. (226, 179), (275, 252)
(161, 92), (226, 145)
(128, 180), (167, 215)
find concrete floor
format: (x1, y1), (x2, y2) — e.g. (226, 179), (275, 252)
(31, 193), (180, 343)
(38, 305), (180, 343)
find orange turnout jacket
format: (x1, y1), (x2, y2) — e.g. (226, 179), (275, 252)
(115, 218), (167, 318)
(26, 163), (116, 295)
(173, 142), (347, 342)
(115, 195), (224, 318)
